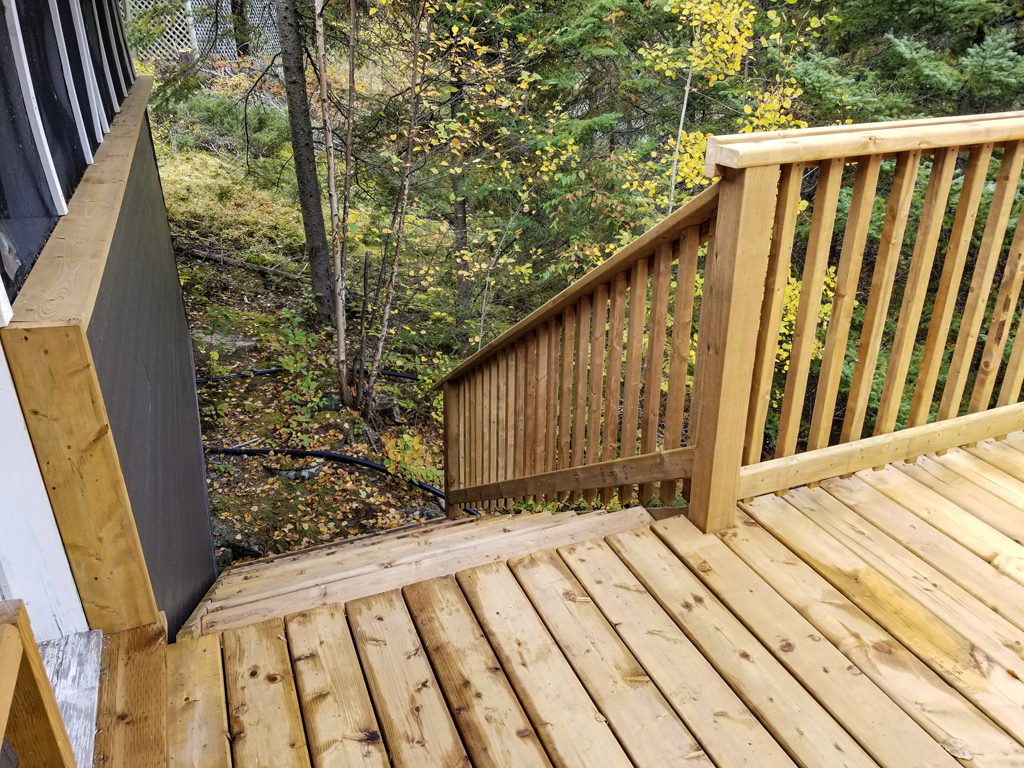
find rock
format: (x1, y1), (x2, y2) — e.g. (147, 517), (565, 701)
(215, 547), (234, 571)
(405, 505), (445, 520)
(318, 391), (344, 412)
(210, 517), (265, 559)
(192, 331), (259, 360)
(375, 395), (402, 424)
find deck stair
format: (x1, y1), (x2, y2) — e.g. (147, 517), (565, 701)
(180, 507), (653, 638)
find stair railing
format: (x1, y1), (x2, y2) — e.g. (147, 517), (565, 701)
(0, 600), (76, 767)
(437, 110), (1024, 532)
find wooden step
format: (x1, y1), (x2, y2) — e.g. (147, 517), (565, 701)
(178, 511), (554, 640)
(167, 634), (230, 768)
(202, 507), (653, 635)
(93, 621), (167, 768)
(39, 631), (103, 768)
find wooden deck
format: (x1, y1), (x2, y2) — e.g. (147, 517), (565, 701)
(167, 436), (1024, 768)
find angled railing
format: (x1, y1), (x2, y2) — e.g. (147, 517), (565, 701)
(438, 111), (1024, 532)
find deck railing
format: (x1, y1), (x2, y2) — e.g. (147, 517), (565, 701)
(437, 110), (1024, 532)
(0, 600), (76, 767)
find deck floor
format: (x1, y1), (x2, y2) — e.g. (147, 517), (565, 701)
(170, 436), (1024, 767)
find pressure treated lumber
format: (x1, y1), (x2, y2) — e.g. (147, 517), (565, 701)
(842, 151), (922, 442)
(776, 156), (844, 458)
(200, 508), (653, 634)
(601, 272), (627, 504)
(222, 619), (311, 768)
(751, 492), (1024, 742)
(584, 285), (608, 504)
(167, 634), (231, 768)
(285, 604), (388, 768)
(618, 257), (649, 503)
(655, 513), (959, 768)
(875, 146), (958, 435)
(737, 403), (1024, 497)
(510, 549), (712, 768)
(608, 526), (877, 768)
(724, 510), (1024, 767)
(935, 446), (1024, 512)
(705, 112), (1024, 175)
(457, 562), (633, 768)
(0, 601), (75, 768)
(806, 481), (1024, 658)
(403, 576), (550, 768)
(0, 322), (158, 633)
(965, 438), (1024, 484)
(850, 468), (1024, 592)
(745, 162), (804, 463)
(690, 164), (781, 532)
(639, 243), (673, 503)
(94, 620), (168, 768)
(909, 144), (994, 426)
(347, 590), (468, 768)
(894, 454), (1024, 545)
(450, 446), (694, 504)
(557, 538), (794, 767)
(0, 626), (20, 740)
(437, 182), (720, 386)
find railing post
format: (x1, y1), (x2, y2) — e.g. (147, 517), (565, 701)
(689, 165), (781, 533)
(442, 380), (464, 517)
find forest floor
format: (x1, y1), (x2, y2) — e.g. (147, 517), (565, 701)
(179, 252), (452, 569)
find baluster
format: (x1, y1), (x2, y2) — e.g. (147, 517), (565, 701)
(744, 163), (804, 464)
(939, 141), (1024, 421)
(504, 348), (516, 504)
(481, 361), (492, 509)
(875, 147), (959, 435)
(496, 350), (508, 508)
(536, 322), (550, 483)
(775, 157), (844, 458)
(618, 258), (649, 504)
(583, 285), (609, 505)
(690, 165), (781, 533)
(557, 305), (576, 501)
(601, 272), (628, 506)
(570, 296), (592, 503)
(998, 315), (1024, 408)
(545, 316), (560, 503)
(514, 339), (527, 490)
(639, 242), (673, 503)
(807, 156), (881, 450)
(971, 215), (1024, 412)
(524, 331), (538, 501)
(909, 144), (994, 426)
(661, 226), (700, 503)
(442, 380), (462, 516)
(841, 150), (923, 442)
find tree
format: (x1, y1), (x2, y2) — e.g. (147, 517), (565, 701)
(276, 0), (335, 326)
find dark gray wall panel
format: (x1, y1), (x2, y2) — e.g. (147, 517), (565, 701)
(87, 122), (215, 636)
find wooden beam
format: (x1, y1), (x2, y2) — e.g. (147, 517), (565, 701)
(706, 112), (1024, 176)
(0, 600), (76, 768)
(448, 446), (695, 505)
(0, 625), (22, 737)
(737, 403), (1024, 498)
(436, 182), (720, 388)
(0, 323), (158, 633)
(689, 165), (781, 532)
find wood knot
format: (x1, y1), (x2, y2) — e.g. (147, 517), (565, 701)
(779, 640), (794, 652)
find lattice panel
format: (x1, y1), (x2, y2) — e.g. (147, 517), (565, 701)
(124, 0), (196, 61)
(193, 0), (279, 61)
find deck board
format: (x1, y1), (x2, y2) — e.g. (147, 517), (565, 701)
(170, 433), (1024, 768)
(509, 549), (713, 767)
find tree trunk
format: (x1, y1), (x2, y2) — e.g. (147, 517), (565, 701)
(336, 0), (358, 407)
(276, 0), (334, 326)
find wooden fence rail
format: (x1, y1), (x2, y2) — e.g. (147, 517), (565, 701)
(439, 110), (1024, 532)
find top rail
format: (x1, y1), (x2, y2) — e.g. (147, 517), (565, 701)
(435, 181), (720, 388)
(705, 110), (1024, 176)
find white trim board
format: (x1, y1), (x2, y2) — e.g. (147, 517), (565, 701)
(2, 0), (68, 215)
(0, 342), (88, 641)
(48, 0), (93, 164)
(69, 0), (108, 140)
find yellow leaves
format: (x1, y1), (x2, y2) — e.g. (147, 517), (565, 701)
(368, 6), (377, 14)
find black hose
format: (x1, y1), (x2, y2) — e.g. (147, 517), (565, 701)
(197, 368), (420, 384)
(201, 445), (472, 514)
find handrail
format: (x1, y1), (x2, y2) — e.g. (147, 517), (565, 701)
(441, 111), (1024, 532)
(0, 600), (76, 767)
(436, 181), (720, 388)
(705, 109), (1024, 175)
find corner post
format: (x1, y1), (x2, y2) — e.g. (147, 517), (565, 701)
(689, 164), (780, 532)
(442, 380), (464, 517)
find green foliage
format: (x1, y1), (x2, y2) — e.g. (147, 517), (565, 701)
(383, 433), (445, 487)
